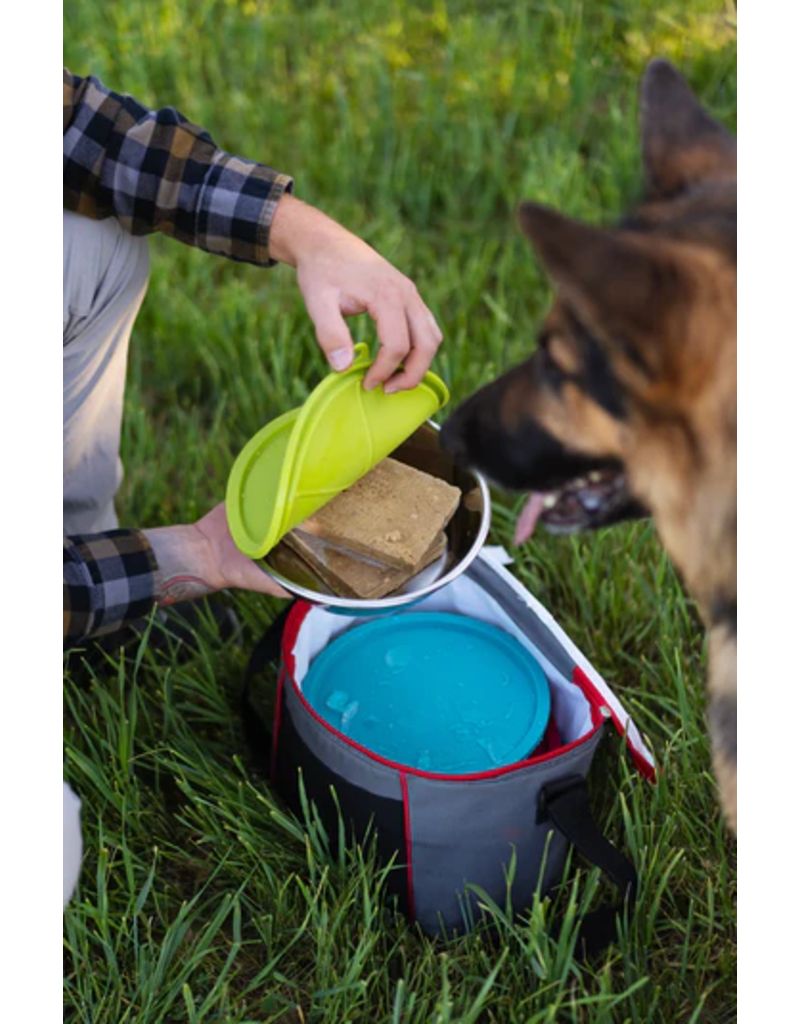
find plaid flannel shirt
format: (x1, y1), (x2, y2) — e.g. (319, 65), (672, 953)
(63, 68), (293, 263)
(64, 70), (294, 644)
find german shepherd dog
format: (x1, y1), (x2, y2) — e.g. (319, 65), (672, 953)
(441, 60), (737, 832)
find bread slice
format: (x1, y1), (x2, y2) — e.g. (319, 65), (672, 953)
(284, 527), (447, 600)
(298, 458), (461, 569)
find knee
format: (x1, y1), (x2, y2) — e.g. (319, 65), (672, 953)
(63, 781), (83, 908)
(63, 211), (151, 331)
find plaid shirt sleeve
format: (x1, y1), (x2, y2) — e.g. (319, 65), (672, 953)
(63, 68), (294, 266)
(64, 530), (160, 647)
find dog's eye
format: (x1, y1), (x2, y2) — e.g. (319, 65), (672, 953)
(537, 342), (568, 387)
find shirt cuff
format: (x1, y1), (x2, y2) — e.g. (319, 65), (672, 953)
(197, 154), (294, 266)
(64, 530), (159, 645)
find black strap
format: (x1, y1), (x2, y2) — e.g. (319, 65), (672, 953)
(239, 603), (296, 775)
(539, 774), (638, 958)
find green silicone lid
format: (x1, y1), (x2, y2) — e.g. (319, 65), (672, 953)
(226, 343), (450, 559)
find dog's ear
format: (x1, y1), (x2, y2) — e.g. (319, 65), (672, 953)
(640, 59), (736, 198)
(518, 202), (679, 381)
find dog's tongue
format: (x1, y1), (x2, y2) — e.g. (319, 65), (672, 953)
(514, 493), (546, 547)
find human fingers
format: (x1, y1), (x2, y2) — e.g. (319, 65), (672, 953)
(382, 300), (443, 394)
(302, 286), (356, 373)
(361, 283), (413, 391)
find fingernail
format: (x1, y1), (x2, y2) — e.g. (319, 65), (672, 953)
(329, 348), (353, 371)
(383, 383), (399, 395)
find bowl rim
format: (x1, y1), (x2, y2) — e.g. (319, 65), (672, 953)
(258, 421), (492, 612)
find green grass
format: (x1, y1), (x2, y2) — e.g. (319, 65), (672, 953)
(64, 1), (737, 1020)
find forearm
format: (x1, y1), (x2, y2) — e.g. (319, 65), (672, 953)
(143, 524), (217, 606)
(268, 193), (367, 267)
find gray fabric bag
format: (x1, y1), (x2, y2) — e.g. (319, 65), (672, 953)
(244, 549), (654, 945)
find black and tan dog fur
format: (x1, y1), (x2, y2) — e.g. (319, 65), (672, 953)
(441, 60), (737, 831)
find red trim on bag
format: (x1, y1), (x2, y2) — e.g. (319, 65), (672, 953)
(540, 714), (562, 754)
(572, 666), (656, 783)
(281, 602), (599, 779)
(297, 691), (602, 780)
(282, 601), (309, 681)
(571, 666), (608, 730)
(281, 602), (653, 782)
(399, 772), (416, 920)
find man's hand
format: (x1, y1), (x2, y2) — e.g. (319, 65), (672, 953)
(145, 503), (290, 605)
(268, 194), (443, 393)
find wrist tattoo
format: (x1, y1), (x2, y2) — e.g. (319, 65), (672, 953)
(158, 574), (213, 606)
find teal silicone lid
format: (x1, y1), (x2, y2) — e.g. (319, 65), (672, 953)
(301, 613), (552, 774)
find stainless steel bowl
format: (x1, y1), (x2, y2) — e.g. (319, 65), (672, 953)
(259, 420), (491, 613)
